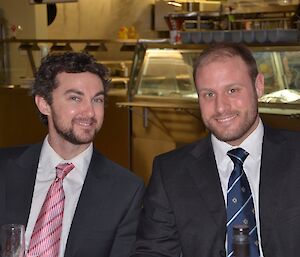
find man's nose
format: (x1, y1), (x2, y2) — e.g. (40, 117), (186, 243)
(215, 95), (229, 114)
(82, 101), (95, 117)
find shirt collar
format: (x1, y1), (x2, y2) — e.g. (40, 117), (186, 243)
(212, 118), (264, 165)
(38, 135), (93, 179)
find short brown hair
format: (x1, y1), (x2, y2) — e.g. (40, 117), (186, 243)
(193, 43), (258, 86)
(32, 51), (110, 125)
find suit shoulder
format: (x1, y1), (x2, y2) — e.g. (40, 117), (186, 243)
(155, 137), (209, 162)
(0, 145), (31, 160)
(265, 126), (300, 146)
(92, 150), (144, 186)
(280, 129), (300, 150)
(282, 129), (300, 140)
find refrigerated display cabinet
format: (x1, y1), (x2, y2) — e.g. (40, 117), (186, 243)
(118, 41), (300, 182)
(125, 41), (300, 116)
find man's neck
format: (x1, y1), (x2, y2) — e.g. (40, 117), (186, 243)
(47, 135), (91, 160)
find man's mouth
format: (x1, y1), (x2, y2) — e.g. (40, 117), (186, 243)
(74, 119), (96, 127)
(215, 114), (238, 124)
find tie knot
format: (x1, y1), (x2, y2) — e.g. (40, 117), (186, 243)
(227, 148), (249, 166)
(55, 163), (75, 180)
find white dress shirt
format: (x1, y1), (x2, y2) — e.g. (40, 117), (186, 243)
(211, 118), (265, 257)
(25, 136), (93, 257)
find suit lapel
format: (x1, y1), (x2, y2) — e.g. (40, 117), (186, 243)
(4, 144), (42, 226)
(187, 137), (227, 231)
(259, 127), (290, 250)
(64, 150), (115, 257)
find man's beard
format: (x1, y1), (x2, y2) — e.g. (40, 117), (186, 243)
(53, 118), (99, 145)
(203, 101), (259, 144)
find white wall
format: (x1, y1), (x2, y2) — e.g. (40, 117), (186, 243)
(48, 0), (156, 39)
(0, 0), (155, 39)
(47, 0), (157, 60)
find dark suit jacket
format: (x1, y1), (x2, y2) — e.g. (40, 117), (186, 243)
(0, 143), (145, 257)
(132, 126), (300, 257)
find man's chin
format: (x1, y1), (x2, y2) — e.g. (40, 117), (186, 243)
(211, 128), (240, 142)
(61, 132), (96, 145)
(74, 134), (96, 145)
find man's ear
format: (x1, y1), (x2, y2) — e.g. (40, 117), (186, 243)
(35, 95), (51, 116)
(255, 73), (265, 98)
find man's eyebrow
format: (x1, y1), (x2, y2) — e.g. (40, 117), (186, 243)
(198, 83), (242, 91)
(94, 91), (105, 96)
(198, 87), (214, 92)
(64, 89), (105, 97)
(64, 89), (84, 95)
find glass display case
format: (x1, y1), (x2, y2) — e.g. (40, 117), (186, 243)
(255, 50), (300, 103)
(136, 49), (197, 98)
(128, 41), (300, 115)
(119, 41), (300, 182)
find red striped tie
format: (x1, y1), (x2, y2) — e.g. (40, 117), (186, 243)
(26, 163), (75, 257)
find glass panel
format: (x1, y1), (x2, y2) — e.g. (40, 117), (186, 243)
(280, 51), (300, 90)
(258, 51), (300, 104)
(137, 49), (198, 98)
(135, 48), (300, 104)
(254, 51), (284, 94)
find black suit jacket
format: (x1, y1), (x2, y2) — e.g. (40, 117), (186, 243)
(132, 126), (300, 257)
(0, 143), (145, 257)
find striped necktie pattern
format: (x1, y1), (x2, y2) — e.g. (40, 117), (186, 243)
(26, 163), (75, 257)
(226, 148), (260, 257)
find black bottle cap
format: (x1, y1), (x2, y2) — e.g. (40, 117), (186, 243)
(233, 224), (249, 235)
(233, 225), (249, 244)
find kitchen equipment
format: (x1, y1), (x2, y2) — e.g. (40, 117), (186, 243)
(181, 2), (200, 12)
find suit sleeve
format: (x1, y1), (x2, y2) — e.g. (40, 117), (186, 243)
(109, 180), (145, 257)
(131, 157), (182, 257)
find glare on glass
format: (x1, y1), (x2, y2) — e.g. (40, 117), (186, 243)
(0, 224), (25, 257)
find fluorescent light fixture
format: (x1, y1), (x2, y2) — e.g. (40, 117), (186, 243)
(18, 43), (40, 51)
(167, 1), (182, 7)
(50, 43), (73, 52)
(29, 0), (77, 4)
(120, 43), (136, 52)
(83, 43), (107, 52)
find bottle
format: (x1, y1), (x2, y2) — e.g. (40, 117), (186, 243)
(233, 225), (249, 257)
(120, 62), (128, 77)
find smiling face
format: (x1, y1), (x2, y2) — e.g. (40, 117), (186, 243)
(35, 71), (105, 153)
(195, 55), (264, 146)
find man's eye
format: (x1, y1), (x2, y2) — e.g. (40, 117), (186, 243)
(204, 92), (214, 98)
(70, 96), (80, 101)
(229, 88), (238, 94)
(93, 97), (104, 103)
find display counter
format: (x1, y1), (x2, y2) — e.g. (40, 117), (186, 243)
(119, 41), (300, 182)
(127, 42), (300, 109)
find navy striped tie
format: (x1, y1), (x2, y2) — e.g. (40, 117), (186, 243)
(226, 148), (260, 257)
